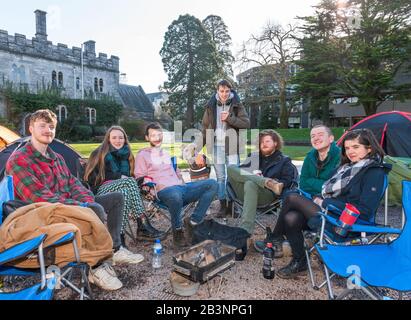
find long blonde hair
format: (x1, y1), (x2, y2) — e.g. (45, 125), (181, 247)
(84, 126), (135, 185)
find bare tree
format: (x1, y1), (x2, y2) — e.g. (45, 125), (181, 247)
(238, 22), (300, 128)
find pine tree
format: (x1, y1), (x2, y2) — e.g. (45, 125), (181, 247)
(160, 14), (222, 129)
(202, 15), (235, 78)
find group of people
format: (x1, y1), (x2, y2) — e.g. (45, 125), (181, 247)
(3, 78), (391, 292)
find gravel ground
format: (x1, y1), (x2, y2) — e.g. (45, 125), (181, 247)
(50, 200), (407, 301)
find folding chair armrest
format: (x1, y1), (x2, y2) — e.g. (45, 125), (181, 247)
(48, 232), (76, 247)
(0, 234), (47, 265)
(350, 224), (401, 235)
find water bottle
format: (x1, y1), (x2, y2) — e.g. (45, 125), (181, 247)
(262, 242), (275, 279)
(152, 239), (162, 269)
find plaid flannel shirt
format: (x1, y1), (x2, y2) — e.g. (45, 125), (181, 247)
(5, 141), (94, 205)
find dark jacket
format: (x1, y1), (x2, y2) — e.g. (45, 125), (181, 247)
(239, 150), (296, 191)
(202, 90), (250, 156)
(300, 142), (341, 196)
(86, 149), (130, 194)
(321, 161), (392, 223)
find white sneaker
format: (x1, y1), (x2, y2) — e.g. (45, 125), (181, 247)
(89, 263), (123, 291)
(112, 246), (144, 265)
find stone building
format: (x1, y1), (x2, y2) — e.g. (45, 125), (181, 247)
(0, 9), (155, 133)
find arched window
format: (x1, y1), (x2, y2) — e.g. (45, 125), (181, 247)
(56, 105), (68, 122)
(99, 78), (104, 93)
(76, 77), (80, 90)
(58, 72), (63, 87)
(85, 107), (97, 125)
(52, 71), (57, 87)
(94, 78), (98, 92)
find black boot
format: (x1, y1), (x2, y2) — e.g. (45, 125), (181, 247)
(254, 228), (284, 257)
(215, 199), (229, 218)
(120, 233), (128, 249)
(183, 215), (198, 245)
(172, 228), (189, 251)
(277, 256), (308, 279)
(136, 213), (167, 241)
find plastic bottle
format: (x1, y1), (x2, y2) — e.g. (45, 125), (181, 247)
(262, 242), (275, 279)
(152, 239), (162, 269)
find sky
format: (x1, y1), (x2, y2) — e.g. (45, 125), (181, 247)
(0, 0), (320, 93)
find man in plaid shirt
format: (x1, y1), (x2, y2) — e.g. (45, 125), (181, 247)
(6, 109), (144, 291)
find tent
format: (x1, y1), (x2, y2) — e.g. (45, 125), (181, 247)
(0, 137), (83, 178)
(338, 111), (411, 206)
(0, 126), (20, 150)
(337, 111), (411, 157)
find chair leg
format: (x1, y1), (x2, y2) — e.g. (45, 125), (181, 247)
(323, 264), (335, 300)
(305, 247), (318, 290)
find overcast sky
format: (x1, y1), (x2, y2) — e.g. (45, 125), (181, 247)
(1, 0), (319, 93)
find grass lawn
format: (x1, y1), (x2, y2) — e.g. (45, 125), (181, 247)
(70, 142), (311, 166)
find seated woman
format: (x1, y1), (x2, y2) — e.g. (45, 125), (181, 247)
(84, 126), (165, 247)
(269, 128), (391, 279)
(227, 129), (296, 237)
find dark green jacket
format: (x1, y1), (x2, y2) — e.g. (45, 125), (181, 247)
(299, 142), (341, 196)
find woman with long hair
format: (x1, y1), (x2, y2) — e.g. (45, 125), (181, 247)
(265, 129), (391, 279)
(84, 126), (165, 247)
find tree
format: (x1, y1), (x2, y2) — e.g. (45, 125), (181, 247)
(202, 15), (235, 78)
(238, 22), (300, 128)
(160, 14), (222, 128)
(295, 0), (411, 118)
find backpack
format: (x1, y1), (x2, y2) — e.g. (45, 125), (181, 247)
(192, 219), (250, 261)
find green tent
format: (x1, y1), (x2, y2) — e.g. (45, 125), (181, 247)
(385, 156), (411, 206)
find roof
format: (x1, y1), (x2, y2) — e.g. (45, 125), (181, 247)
(118, 84), (154, 114)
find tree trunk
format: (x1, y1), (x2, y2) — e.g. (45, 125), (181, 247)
(362, 100), (378, 116)
(279, 86), (288, 129)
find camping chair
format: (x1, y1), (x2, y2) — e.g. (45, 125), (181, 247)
(0, 176), (93, 300)
(314, 180), (411, 300)
(136, 156), (197, 235)
(304, 174), (402, 292)
(226, 163), (299, 231)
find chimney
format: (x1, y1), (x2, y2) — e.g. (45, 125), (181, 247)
(84, 40), (96, 55)
(35, 10), (47, 42)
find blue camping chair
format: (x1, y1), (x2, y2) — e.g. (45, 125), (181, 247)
(0, 176), (92, 300)
(226, 163), (299, 231)
(136, 156), (197, 235)
(304, 174), (402, 291)
(315, 180), (411, 300)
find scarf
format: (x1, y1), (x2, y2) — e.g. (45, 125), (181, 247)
(105, 145), (130, 177)
(321, 157), (378, 198)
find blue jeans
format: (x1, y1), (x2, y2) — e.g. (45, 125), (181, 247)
(213, 145), (239, 201)
(157, 179), (218, 230)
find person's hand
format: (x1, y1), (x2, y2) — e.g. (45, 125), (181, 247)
(313, 197), (323, 208)
(220, 111), (229, 122)
(121, 175), (128, 179)
(195, 154), (205, 167)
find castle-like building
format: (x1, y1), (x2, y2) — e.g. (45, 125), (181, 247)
(0, 9), (154, 132)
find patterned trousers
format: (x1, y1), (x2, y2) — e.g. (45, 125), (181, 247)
(97, 177), (145, 234)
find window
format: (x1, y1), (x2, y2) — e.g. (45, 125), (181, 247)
(85, 107), (97, 125)
(76, 77), (80, 90)
(56, 105), (68, 122)
(94, 77), (98, 92)
(52, 71), (57, 87)
(58, 72), (63, 87)
(99, 78), (104, 93)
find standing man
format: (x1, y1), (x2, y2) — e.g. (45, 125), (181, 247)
(201, 79), (250, 217)
(135, 123), (218, 250)
(6, 109), (143, 291)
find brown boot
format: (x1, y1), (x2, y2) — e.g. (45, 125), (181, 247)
(264, 178), (284, 196)
(172, 228), (189, 251)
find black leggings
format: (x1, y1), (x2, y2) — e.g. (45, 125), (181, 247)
(272, 193), (322, 259)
